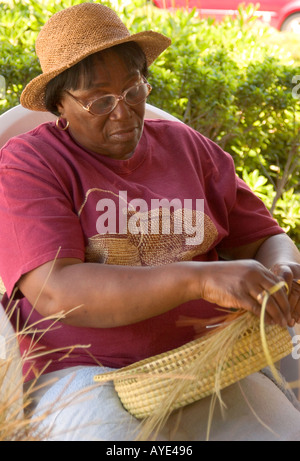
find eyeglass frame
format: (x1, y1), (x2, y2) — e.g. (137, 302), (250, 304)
(64, 79), (152, 116)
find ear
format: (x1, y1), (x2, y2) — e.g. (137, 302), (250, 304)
(56, 100), (65, 117)
(56, 91), (69, 117)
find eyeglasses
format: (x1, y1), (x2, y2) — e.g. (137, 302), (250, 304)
(65, 81), (152, 116)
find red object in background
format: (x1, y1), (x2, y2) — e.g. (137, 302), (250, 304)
(152, 0), (300, 32)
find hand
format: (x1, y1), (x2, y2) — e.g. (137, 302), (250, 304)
(197, 259), (292, 327)
(270, 262), (300, 324)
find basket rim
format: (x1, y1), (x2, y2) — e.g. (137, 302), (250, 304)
(94, 320), (292, 383)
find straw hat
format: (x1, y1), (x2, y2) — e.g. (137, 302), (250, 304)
(20, 2), (171, 112)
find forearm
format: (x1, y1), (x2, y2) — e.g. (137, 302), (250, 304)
(19, 253), (298, 329)
(21, 260), (195, 328)
(19, 233), (300, 329)
(254, 233), (300, 268)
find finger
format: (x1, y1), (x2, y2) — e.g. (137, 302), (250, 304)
(247, 270), (290, 326)
(239, 284), (286, 326)
(236, 291), (275, 325)
(290, 279), (300, 305)
(290, 279), (300, 323)
(258, 295), (289, 327)
(270, 264), (294, 293)
(255, 281), (291, 327)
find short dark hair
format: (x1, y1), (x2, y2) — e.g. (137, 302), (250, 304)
(45, 41), (148, 115)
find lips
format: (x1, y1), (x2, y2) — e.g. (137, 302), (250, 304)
(110, 126), (138, 136)
(109, 126), (139, 142)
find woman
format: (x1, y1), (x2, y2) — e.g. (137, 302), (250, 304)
(0, 2), (300, 441)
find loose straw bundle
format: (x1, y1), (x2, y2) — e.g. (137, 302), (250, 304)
(94, 282), (293, 439)
(0, 295), (90, 441)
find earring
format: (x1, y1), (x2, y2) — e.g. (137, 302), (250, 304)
(56, 117), (69, 131)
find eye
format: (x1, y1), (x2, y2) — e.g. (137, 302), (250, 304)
(90, 95), (115, 113)
(126, 85), (140, 100)
(125, 83), (150, 105)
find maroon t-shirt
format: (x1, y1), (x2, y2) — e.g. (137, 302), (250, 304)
(0, 119), (283, 380)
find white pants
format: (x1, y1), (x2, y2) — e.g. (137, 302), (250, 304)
(30, 366), (300, 441)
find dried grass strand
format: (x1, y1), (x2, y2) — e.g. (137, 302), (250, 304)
(0, 298), (92, 440)
(259, 280), (289, 385)
(94, 283), (293, 441)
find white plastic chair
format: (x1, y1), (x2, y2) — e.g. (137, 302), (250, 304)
(0, 103), (298, 398)
(0, 103), (180, 148)
(0, 301), (24, 421)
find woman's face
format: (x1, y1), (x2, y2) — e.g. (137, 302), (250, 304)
(57, 50), (146, 160)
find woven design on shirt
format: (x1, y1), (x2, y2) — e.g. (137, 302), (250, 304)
(85, 207), (218, 266)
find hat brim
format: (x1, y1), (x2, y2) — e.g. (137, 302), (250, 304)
(20, 30), (171, 112)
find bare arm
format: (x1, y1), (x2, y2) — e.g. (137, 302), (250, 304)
(219, 232), (300, 324)
(18, 242), (295, 329)
(18, 259), (195, 328)
(255, 233), (300, 324)
(254, 233), (300, 272)
(219, 233), (300, 269)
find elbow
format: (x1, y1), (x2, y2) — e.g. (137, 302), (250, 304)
(18, 258), (84, 320)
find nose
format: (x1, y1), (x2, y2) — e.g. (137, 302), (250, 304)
(109, 96), (132, 120)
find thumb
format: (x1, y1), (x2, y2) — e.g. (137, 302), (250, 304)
(270, 263), (293, 294)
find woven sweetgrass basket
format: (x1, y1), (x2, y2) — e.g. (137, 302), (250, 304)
(94, 317), (292, 419)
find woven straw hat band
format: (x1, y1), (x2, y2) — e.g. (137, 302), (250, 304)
(20, 3), (171, 111)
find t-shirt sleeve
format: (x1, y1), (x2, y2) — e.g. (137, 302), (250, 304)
(182, 125), (284, 249)
(216, 173), (284, 249)
(0, 139), (85, 297)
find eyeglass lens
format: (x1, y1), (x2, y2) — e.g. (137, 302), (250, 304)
(89, 82), (150, 115)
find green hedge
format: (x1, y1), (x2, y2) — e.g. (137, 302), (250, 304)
(1, 0), (299, 246)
